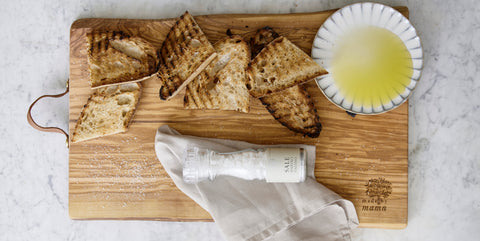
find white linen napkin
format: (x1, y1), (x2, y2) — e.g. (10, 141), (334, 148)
(154, 125), (358, 241)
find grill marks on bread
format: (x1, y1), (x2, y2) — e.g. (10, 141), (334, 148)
(87, 31), (159, 88)
(260, 85), (322, 137)
(158, 11), (217, 100)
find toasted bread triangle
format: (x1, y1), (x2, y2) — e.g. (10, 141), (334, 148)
(87, 31), (159, 88)
(71, 83), (142, 143)
(157, 11), (217, 100)
(246, 36), (328, 98)
(184, 35), (251, 113)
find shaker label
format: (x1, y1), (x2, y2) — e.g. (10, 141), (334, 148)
(265, 148), (303, 183)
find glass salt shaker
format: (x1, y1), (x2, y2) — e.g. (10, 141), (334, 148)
(182, 146), (306, 184)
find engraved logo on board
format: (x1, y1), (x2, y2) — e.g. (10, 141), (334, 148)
(362, 177), (392, 212)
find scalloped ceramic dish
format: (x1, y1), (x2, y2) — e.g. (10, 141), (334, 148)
(312, 3), (423, 114)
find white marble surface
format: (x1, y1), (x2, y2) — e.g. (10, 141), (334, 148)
(1, 0), (479, 240)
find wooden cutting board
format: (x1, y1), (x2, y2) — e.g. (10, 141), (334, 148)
(69, 7), (409, 229)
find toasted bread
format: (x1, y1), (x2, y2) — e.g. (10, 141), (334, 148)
(157, 11), (217, 100)
(250, 26), (280, 58)
(246, 36), (328, 98)
(87, 31), (159, 88)
(184, 35), (251, 113)
(260, 85), (322, 137)
(251, 27), (322, 137)
(71, 83), (142, 143)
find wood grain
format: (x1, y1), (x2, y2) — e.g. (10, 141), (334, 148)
(69, 7), (409, 229)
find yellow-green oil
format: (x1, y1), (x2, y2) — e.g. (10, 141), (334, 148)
(331, 26), (413, 108)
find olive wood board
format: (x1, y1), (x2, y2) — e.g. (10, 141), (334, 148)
(69, 7), (409, 229)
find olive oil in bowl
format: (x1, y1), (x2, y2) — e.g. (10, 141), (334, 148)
(331, 26), (413, 110)
(312, 3), (423, 114)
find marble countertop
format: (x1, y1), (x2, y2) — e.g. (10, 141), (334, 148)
(1, 0), (479, 240)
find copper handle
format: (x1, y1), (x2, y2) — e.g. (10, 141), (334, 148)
(27, 80), (70, 147)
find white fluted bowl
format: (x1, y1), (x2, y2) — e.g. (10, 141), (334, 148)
(312, 3), (423, 114)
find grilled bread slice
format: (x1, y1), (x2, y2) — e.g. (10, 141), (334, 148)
(260, 85), (322, 137)
(158, 11), (217, 100)
(87, 31), (159, 88)
(71, 83), (142, 143)
(184, 35), (251, 113)
(246, 36), (328, 98)
(251, 27), (322, 137)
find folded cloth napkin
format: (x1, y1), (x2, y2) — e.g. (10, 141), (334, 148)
(155, 125), (358, 241)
